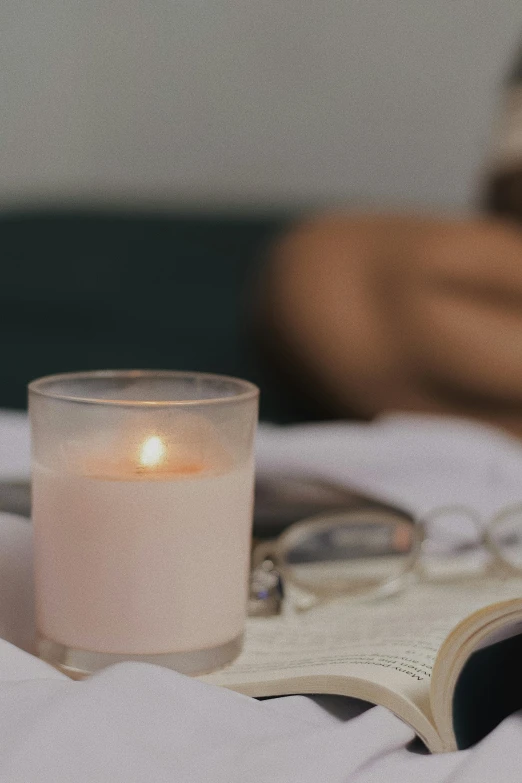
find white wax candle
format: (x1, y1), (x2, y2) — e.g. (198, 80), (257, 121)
(32, 433), (254, 655)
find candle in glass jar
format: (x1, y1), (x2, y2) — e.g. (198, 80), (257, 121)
(32, 429), (254, 656)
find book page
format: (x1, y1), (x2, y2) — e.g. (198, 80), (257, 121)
(202, 577), (522, 749)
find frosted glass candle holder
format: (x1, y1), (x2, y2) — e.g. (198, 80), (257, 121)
(29, 370), (258, 679)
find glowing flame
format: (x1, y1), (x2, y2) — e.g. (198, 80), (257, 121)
(138, 435), (166, 468)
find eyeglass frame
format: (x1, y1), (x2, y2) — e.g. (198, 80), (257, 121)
(250, 502), (522, 612)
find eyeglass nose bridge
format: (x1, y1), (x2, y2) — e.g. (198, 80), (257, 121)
(417, 504), (484, 544)
(485, 503), (522, 574)
(416, 504), (488, 570)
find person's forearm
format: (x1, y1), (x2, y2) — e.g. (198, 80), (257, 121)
(259, 212), (445, 418)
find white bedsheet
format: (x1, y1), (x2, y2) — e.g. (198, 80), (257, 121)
(1, 410), (522, 782)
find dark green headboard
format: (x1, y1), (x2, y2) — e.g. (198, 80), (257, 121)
(0, 210), (308, 422)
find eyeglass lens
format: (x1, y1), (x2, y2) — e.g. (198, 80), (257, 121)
(280, 509), (418, 596)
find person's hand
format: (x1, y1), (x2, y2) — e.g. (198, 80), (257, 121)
(260, 213), (522, 434)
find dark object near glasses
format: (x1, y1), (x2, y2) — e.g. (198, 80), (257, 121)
(0, 480), (31, 518)
(253, 474), (413, 538)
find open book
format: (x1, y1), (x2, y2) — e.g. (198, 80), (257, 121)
(201, 578), (522, 753)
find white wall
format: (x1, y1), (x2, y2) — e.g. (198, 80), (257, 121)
(1, 1), (521, 211)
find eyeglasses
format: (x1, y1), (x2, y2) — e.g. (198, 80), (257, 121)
(248, 503), (522, 615)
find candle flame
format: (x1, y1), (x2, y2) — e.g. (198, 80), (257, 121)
(138, 435), (166, 468)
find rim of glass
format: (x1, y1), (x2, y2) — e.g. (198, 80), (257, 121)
(28, 370), (259, 407)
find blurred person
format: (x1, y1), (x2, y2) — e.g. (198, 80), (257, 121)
(256, 50), (522, 436)
(5, 50), (522, 435)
